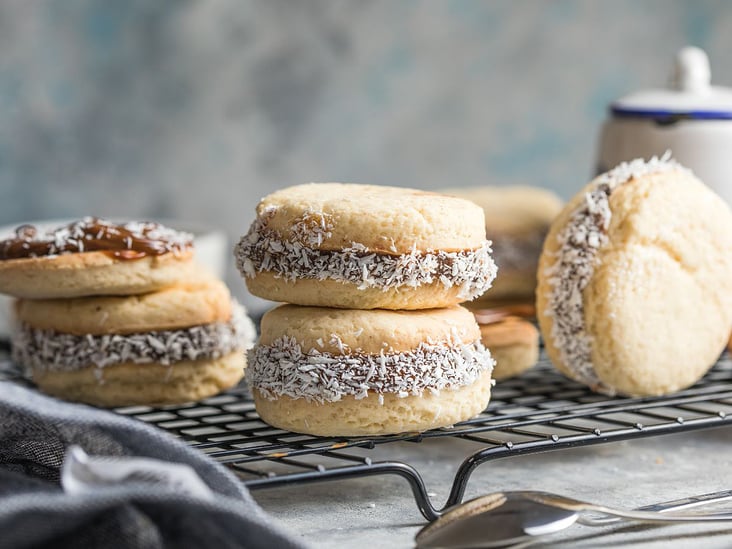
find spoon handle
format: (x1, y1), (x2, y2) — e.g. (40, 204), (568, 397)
(638, 488), (732, 513)
(577, 488), (732, 526)
(578, 490), (732, 526)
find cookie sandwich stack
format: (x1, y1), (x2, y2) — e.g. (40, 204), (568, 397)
(235, 183), (499, 436)
(472, 306), (539, 381)
(439, 186), (559, 381)
(448, 185), (562, 308)
(0, 217), (255, 406)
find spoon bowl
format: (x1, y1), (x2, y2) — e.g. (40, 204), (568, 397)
(415, 491), (579, 548)
(415, 489), (732, 549)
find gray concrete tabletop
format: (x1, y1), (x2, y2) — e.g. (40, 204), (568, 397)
(253, 426), (732, 548)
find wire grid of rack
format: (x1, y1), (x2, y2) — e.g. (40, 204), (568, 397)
(110, 350), (732, 521)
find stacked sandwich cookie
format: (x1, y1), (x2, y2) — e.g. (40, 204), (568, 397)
(472, 307), (539, 381)
(235, 183), (499, 436)
(438, 186), (560, 380)
(446, 185), (562, 308)
(0, 218), (255, 406)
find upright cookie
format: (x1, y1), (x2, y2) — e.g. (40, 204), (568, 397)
(12, 274), (256, 406)
(234, 183), (497, 310)
(537, 156), (732, 396)
(248, 304), (495, 436)
(0, 217), (196, 298)
(448, 186), (562, 302)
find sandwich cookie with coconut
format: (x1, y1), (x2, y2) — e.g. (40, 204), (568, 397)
(537, 155), (732, 396)
(234, 183), (498, 310)
(248, 304), (494, 436)
(447, 186), (562, 305)
(11, 270), (256, 406)
(473, 307), (539, 381)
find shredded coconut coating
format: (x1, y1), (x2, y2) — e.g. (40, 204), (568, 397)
(12, 301), (255, 373)
(247, 336), (495, 404)
(544, 153), (688, 392)
(235, 208), (497, 300)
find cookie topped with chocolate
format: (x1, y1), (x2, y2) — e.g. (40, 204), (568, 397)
(1, 217), (192, 260)
(0, 217), (197, 299)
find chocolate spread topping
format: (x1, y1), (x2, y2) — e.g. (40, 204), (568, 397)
(0, 217), (193, 260)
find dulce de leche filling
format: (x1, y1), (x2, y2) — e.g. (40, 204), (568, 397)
(0, 217), (193, 260)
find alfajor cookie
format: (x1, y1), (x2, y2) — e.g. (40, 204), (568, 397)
(248, 304), (495, 436)
(11, 274), (256, 406)
(448, 186), (562, 302)
(234, 183), (498, 310)
(0, 217), (197, 299)
(537, 155), (732, 396)
(473, 309), (539, 380)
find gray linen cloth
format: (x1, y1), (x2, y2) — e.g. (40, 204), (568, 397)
(0, 381), (304, 549)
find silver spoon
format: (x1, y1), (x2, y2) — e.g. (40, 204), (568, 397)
(415, 489), (732, 548)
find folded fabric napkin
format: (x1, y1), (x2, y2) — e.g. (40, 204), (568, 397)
(0, 381), (305, 549)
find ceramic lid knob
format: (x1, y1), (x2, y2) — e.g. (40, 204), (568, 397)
(611, 45), (732, 118)
(672, 46), (711, 94)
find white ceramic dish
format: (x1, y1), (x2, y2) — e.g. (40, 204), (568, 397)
(597, 47), (732, 205)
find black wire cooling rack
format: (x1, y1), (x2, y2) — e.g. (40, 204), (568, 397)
(107, 350), (732, 521)
(1, 337), (729, 520)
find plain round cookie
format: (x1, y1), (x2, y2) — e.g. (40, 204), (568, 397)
(258, 302), (481, 353)
(537, 159), (732, 396)
(447, 185), (562, 301)
(447, 185), (562, 238)
(258, 183), (486, 252)
(0, 250), (197, 299)
(474, 311), (539, 380)
(16, 273), (233, 335)
(235, 183), (497, 310)
(32, 352), (245, 407)
(249, 304), (495, 436)
(242, 271), (487, 310)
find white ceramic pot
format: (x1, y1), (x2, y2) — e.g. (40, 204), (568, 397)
(597, 47), (732, 205)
